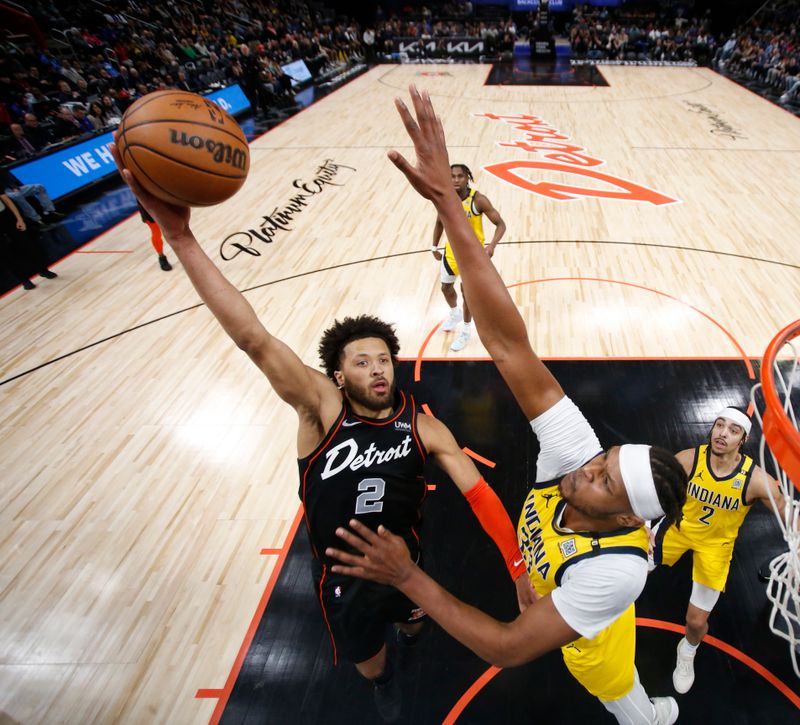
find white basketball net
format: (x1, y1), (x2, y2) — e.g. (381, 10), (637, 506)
(751, 335), (800, 678)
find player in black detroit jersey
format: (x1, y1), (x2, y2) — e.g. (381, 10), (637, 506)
(110, 141), (534, 721)
(300, 315), (534, 719)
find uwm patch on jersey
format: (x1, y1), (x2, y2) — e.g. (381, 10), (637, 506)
(298, 391), (428, 561)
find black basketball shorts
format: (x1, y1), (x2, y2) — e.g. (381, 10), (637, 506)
(313, 560), (427, 665)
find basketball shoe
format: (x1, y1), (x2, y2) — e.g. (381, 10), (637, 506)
(450, 325), (470, 351)
(651, 696), (679, 725)
(441, 307), (462, 332)
(672, 637), (696, 693)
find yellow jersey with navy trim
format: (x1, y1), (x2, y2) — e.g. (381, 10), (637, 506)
(517, 481), (649, 598)
(444, 189), (485, 270)
(678, 444), (754, 546)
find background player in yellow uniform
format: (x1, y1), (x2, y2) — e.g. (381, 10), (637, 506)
(431, 164), (506, 352)
(652, 406), (786, 694)
(329, 87), (688, 725)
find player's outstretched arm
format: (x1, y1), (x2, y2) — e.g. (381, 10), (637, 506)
(328, 520), (576, 666)
(389, 86), (563, 421)
(110, 138), (329, 413)
(748, 466), (791, 521)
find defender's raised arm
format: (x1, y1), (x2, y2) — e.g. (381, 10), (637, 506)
(388, 87), (563, 421)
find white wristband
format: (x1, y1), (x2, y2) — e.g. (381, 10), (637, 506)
(431, 246), (440, 252)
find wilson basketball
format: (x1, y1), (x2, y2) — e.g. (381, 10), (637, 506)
(117, 90), (250, 207)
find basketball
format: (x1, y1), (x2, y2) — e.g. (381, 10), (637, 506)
(116, 90), (250, 207)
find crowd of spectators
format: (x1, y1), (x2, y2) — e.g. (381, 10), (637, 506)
(364, 3), (719, 64)
(371, 12), (518, 58)
(3, 0), (798, 293)
(712, 4), (800, 105)
(1, 0), (536, 163)
(3, 0), (798, 168)
(566, 3), (715, 63)
(1, 0), (369, 162)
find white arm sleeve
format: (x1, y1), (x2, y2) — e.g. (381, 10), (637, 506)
(550, 554), (647, 640)
(529, 395), (602, 482)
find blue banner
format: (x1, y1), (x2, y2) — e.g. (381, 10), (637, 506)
(9, 83), (251, 201)
(12, 132), (117, 201)
(204, 83), (251, 117)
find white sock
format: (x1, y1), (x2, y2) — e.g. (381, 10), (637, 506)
(462, 321), (472, 332)
(601, 669), (656, 725)
(680, 637), (699, 653)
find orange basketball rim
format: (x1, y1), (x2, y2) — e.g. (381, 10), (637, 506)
(760, 319), (800, 490)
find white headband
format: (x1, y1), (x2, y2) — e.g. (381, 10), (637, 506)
(716, 407), (752, 435)
(618, 444), (664, 521)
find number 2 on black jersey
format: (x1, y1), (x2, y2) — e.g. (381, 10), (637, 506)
(355, 478), (386, 514)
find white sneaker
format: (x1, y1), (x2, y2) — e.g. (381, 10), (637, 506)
(441, 308), (462, 332)
(651, 696), (679, 725)
(672, 638), (696, 693)
(450, 329), (470, 352)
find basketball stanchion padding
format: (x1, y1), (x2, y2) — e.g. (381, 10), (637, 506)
(116, 90), (250, 207)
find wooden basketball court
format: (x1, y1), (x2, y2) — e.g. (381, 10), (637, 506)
(1, 64), (799, 723)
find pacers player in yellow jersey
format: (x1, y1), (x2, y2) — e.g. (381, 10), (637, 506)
(431, 164), (506, 352)
(329, 87), (688, 725)
(652, 406), (786, 694)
